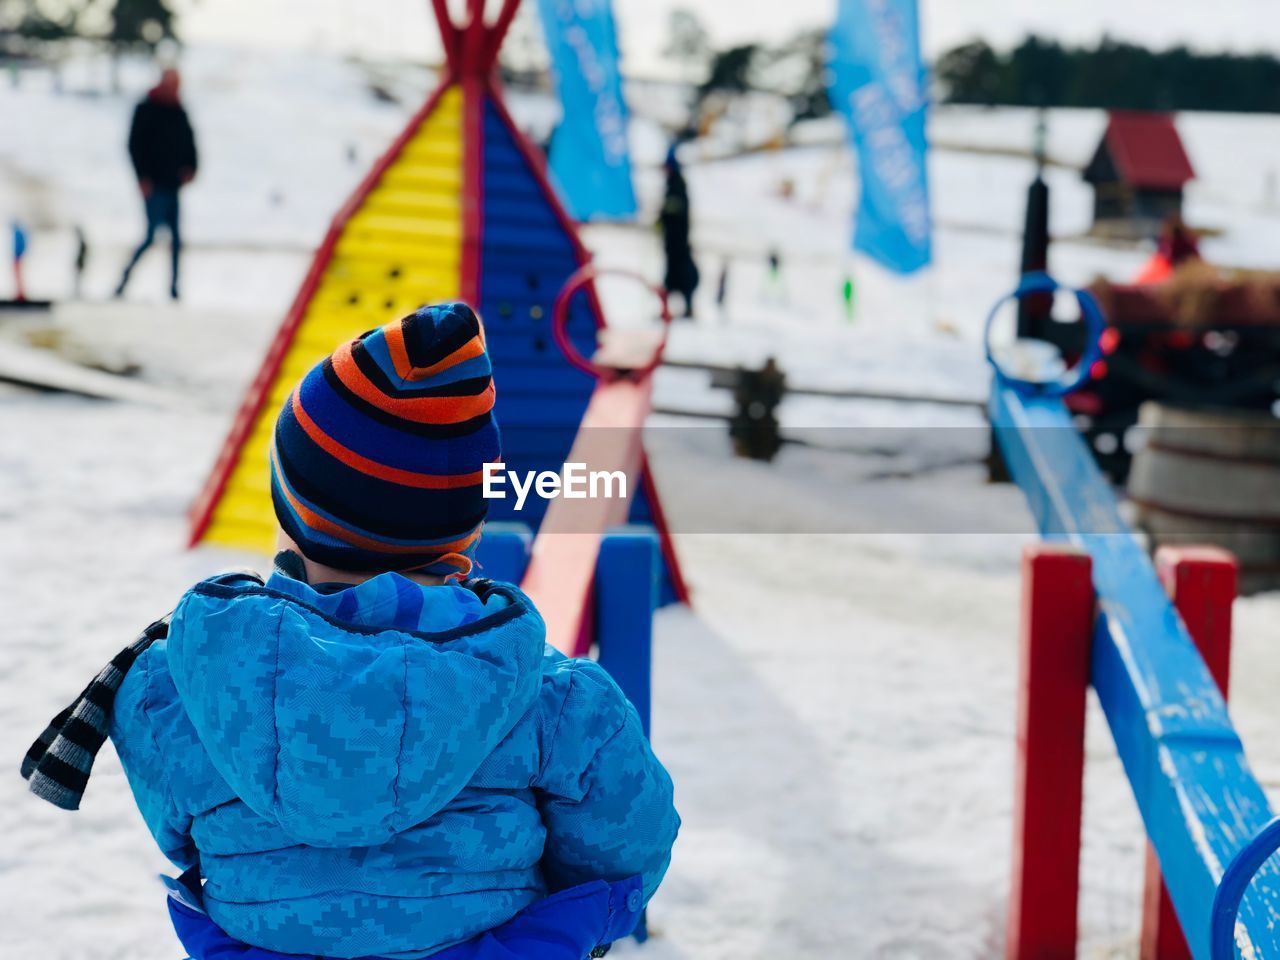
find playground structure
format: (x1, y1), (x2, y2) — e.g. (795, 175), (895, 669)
(186, 0), (687, 663)
(991, 274), (1280, 959)
(179, 21), (682, 943)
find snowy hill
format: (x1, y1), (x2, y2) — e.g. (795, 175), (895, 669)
(4, 43), (1280, 960)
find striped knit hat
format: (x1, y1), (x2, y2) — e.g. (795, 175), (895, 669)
(270, 302), (499, 576)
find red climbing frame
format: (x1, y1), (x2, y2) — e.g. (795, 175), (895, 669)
(190, 0), (689, 613)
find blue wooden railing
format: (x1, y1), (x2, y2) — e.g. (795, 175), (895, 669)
(989, 275), (1280, 959)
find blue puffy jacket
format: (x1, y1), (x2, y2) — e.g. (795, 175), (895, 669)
(109, 570), (679, 959)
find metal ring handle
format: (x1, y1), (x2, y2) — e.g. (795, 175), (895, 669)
(552, 265), (672, 380)
(983, 271), (1106, 398)
(1210, 816), (1280, 959)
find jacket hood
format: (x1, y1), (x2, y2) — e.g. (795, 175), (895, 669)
(164, 572), (544, 847)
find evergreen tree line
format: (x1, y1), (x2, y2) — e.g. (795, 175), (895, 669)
(1, 0), (176, 51)
(938, 35), (1280, 114)
(693, 31), (832, 122)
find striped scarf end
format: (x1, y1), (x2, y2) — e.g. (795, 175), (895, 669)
(20, 727), (58, 780)
(18, 613), (174, 812)
(27, 770), (83, 811)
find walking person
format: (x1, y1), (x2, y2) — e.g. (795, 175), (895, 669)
(116, 67), (197, 300)
(659, 145), (699, 318)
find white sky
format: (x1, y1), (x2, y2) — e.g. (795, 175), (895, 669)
(176, 0), (1280, 73)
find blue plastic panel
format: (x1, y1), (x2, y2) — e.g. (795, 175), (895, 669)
(479, 97), (598, 532)
(476, 98), (673, 599)
(473, 522), (533, 582)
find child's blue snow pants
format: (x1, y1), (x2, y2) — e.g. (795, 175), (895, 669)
(165, 870), (644, 960)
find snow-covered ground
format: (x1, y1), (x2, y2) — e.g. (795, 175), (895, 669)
(3, 45), (1280, 960)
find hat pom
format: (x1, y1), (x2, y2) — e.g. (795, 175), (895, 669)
(395, 302), (489, 382)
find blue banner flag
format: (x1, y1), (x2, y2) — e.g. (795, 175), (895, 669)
(537, 0), (637, 220)
(829, 0), (932, 273)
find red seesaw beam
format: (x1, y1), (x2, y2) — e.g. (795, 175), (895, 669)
(522, 265), (674, 657)
(520, 373), (652, 656)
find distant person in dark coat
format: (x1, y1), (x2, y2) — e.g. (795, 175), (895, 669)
(659, 147), (699, 318)
(116, 68), (197, 301)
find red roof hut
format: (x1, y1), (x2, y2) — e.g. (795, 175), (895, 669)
(1083, 111), (1195, 238)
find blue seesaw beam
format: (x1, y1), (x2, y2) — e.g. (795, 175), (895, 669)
(991, 381), (1280, 959)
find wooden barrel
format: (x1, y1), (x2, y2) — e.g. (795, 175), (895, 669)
(1128, 402), (1280, 594)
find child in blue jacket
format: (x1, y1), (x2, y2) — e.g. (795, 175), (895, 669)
(22, 303), (679, 960)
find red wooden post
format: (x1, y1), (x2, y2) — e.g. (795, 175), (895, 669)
(1140, 546), (1237, 960)
(1007, 544), (1095, 960)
